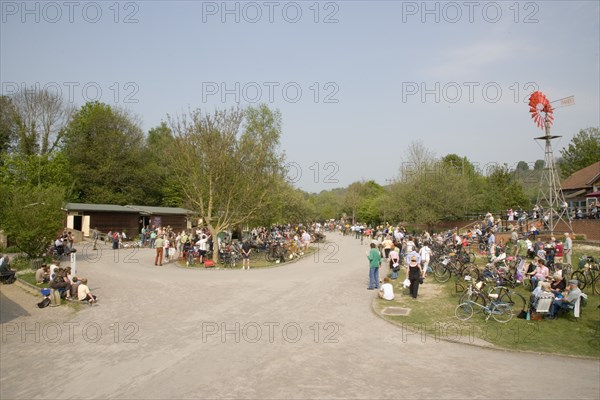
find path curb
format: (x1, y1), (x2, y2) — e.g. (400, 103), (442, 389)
(370, 298), (599, 361)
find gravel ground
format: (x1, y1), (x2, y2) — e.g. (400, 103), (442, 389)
(1, 235), (599, 399)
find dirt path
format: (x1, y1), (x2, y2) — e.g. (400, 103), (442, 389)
(1, 234), (599, 399)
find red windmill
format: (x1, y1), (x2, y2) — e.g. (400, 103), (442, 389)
(528, 91), (554, 130)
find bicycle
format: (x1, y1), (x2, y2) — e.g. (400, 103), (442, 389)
(458, 277), (527, 314)
(571, 256), (600, 295)
(455, 281), (514, 323)
(433, 254), (480, 283)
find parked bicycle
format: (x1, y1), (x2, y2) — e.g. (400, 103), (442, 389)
(571, 255), (600, 295)
(455, 280), (514, 323)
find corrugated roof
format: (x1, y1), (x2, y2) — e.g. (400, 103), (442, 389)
(562, 161), (600, 190)
(126, 205), (196, 215)
(63, 203), (196, 215)
(63, 203), (132, 212)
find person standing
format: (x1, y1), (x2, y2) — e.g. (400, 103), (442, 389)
(92, 227), (99, 250)
(241, 240), (252, 270)
(388, 247), (400, 280)
(154, 235), (165, 266)
(419, 241), (432, 278)
(563, 232), (573, 266)
(367, 243), (381, 290)
(163, 237), (171, 263)
(406, 256), (423, 299)
(112, 232), (119, 250)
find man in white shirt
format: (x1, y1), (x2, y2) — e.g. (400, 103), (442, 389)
(378, 277), (394, 300)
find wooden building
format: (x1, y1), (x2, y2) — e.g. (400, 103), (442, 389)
(63, 203), (196, 237)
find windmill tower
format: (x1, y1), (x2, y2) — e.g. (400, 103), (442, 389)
(528, 91), (574, 235)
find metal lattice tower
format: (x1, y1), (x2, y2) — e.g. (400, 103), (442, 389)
(534, 119), (573, 235)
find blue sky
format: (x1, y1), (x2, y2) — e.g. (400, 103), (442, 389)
(2, 1), (599, 192)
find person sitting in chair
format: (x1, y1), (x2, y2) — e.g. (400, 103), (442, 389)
(546, 280), (581, 319)
(0, 255), (16, 284)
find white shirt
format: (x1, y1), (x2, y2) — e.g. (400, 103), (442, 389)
(419, 246), (431, 262)
(380, 283), (394, 300)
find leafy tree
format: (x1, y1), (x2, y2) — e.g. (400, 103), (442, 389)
(534, 159), (545, 170)
(0, 185), (65, 257)
(441, 154), (477, 177)
(62, 102), (150, 204)
(559, 127), (600, 178)
(0, 152), (73, 191)
(483, 165), (529, 212)
(145, 122), (183, 206)
(166, 104), (286, 259)
(516, 161), (529, 171)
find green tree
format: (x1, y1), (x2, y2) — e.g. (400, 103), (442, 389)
(483, 166), (529, 212)
(62, 102), (150, 204)
(166, 104), (286, 259)
(0, 185), (65, 257)
(145, 122), (183, 206)
(441, 154), (477, 177)
(534, 159), (545, 170)
(559, 127), (600, 178)
(516, 161), (529, 171)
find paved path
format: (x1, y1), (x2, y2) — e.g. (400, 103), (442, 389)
(1, 234), (599, 399)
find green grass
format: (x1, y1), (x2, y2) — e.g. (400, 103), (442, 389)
(18, 271), (49, 288)
(374, 242), (600, 357)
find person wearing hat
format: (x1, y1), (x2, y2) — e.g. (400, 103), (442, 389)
(406, 255), (423, 299)
(546, 279), (582, 319)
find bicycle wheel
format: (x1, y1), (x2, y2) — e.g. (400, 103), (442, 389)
(571, 271), (587, 290)
(592, 271), (600, 295)
(499, 291), (527, 312)
(461, 264), (480, 282)
(434, 265), (451, 283)
(468, 252), (476, 263)
(491, 303), (514, 323)
(458, 292), (487, 312)
(455, 303), (474, 321)
(266, 249), (277, 263)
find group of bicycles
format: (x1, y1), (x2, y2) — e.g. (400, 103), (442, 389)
(184, 232), (325, 268)
(444, 249), (600, 323)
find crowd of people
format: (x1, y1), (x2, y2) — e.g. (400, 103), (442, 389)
(34, 261), (97, 304)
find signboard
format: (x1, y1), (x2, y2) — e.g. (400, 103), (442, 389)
(70, 251), (77, 278)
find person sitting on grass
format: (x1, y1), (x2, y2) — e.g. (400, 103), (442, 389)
(70, 276), (80, 298)
(35, 265), (50, 284)
(77, 278), (97, 304)
(378, 277), (395, 300)
(49, 268), (72, 300)
(546, 280), (581, 320)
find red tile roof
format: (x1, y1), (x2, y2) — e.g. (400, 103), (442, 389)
(562, 161), (600, 190)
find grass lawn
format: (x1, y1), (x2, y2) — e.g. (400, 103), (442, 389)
(18, 271), (49, 288)
(374, 243), (600, 358)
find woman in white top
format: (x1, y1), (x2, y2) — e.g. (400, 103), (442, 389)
(419, 242), (432, 277)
